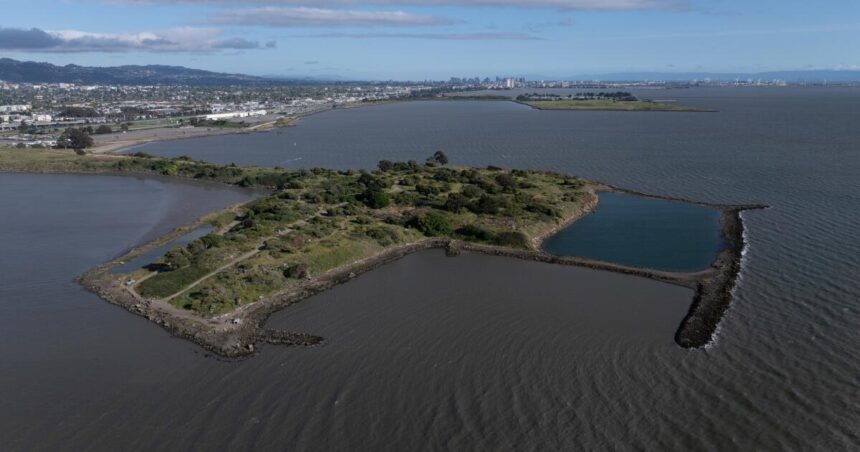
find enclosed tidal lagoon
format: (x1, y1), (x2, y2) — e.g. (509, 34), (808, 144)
(543, 191), (724, 273)
(0, 148), (761, 357)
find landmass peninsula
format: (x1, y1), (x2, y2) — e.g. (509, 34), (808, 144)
(515, 91), (716, 112)
(0, 148), (759, 357)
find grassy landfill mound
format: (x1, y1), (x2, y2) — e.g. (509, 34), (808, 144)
(132, 156), (593, 313)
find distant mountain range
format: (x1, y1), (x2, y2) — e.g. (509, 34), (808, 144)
(3, 58), (859, 85)
(0, 58), (278, 86)
(554, 70), (860, 82)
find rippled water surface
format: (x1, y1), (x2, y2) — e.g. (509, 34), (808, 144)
(4, 87), (860, 450)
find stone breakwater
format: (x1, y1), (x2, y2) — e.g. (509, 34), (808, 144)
(590, 184), (769, 348)
(674, 206), (764, 348)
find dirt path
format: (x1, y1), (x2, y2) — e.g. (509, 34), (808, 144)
(163, 246), (264, 302)
(132, 205), (324, 305)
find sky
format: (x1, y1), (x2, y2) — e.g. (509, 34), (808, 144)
(0, 0), (858, 80)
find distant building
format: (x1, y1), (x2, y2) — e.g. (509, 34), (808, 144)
(0, 104), (31, 113)
(204, 110), (267, 120)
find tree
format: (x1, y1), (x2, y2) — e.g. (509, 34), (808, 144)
(120, 123), (130, 132)
(18, 120), (29, 133)
(429, 150), (449, 166)
(377, 160), (394, 172)
(56, 128), (94, 151)
(94, 124), (112, 134)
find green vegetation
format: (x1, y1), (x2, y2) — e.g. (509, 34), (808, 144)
(0, 148), (294, 187)
(146, 157), (592, 314)
(0, 148), (593, 316)
(521, 99), (713, 112)
(56, 128), (94, 151)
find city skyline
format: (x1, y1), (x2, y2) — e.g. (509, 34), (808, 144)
(1, 0), (858, 79)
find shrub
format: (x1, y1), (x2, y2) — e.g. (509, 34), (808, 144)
(155, 161), (179, 176)
(495, 173), (517, 193)
(362, 188), (391, 209)
(526, 203), (561, 218)
(415, 183), (442, 196)
(283, 263), (310, 279)
(366, 226), (401, 246)
(469, 195), (506, 215)
(163, 247), (191, 270)
(563, 178), (584, 189)
(200, 233), (224, 249)
(455, 224), (494, 242)
(461, 184), (482, 198)
(491, 231), (530, 249)
(409, 212), (452, 237)
(393, 191), (420, 206)
(443, 193), (469, 212)
(433, 168), (457, 182)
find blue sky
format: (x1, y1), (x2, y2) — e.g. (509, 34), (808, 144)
(1, 0), (858, 79)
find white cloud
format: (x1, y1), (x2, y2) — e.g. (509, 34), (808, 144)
(114, 0), (686, 10)
(0, 26), (274, 53)
(301, 31), (542, 40)
(207, 7), (451, 27)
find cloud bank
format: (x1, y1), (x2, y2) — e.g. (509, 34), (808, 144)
(303, 31), (542, 40)
(207, 7), (451, 27)
(0, 27), (274, 52)
(115, 0), (686, 10)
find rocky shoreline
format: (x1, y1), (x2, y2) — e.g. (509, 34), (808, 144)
(591, 185), (769, 347)
(674, 206), (762, 348)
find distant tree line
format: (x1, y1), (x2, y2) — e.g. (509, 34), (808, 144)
(517, 91), (637, 102)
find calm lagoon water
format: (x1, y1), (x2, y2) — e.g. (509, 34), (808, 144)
(543, 192), (723, 272)
(5, 87), (860, 450)
(112, 225), (215, 274)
